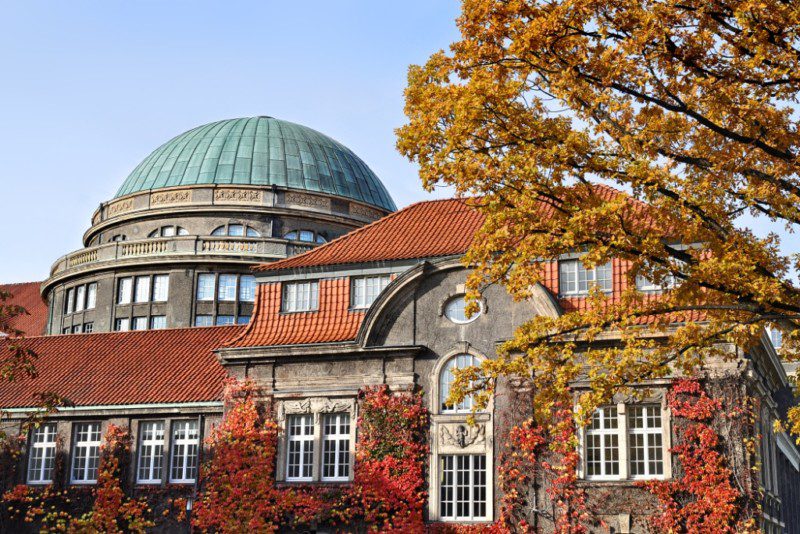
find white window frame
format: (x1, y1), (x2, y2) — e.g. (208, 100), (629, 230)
(27, 423), (57, 484)
(117, 277), (132, 304)
(579, 402), (670, 481)
(75, 285), (86, 312)
(152, 275), (169, 302)
(559, 259), (613, 295)
(584, 406), (620, 480)
(137, 421), (165, 484)
(443, 295), (483, 324)
(351, 275), (391, 309)
(627, 405), (665, 479)
(65, 288), (75, 314)
(86, 283), (97, 310)
(194, 315), (213, 327)
(114, 317), (130, 332)
(169, 420), (199, 483)
(150, 315), (167, 330)
(321, 413), (351, 482)
(134, 276), (151, 303)
(217, 274), (237, 302)
(439, 454), (489, 521)
(196, 274), (216, 301)
(285, 414), (314, 482)
(71, 422), (102, 484)
(238, 275), (256, 302)
(440, 354), (480, 414)
(132, 316), (148, 331)
(282, 281), (319, 312)
(215, 315), (235, 326)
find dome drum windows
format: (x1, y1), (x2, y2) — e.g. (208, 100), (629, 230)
(211, 224), (260, 237)
(284, 230), (326, 244)
(148, 226), (189, 238)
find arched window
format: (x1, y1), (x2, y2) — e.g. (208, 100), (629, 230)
(284, 230), (326, 243)
(439, 354), (479, 413)
(211, 224), (260, 237)
(443, 295), (483, 324)
(148, 226), (188, 238)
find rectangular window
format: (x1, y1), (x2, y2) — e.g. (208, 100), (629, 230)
(217, 274), (237, 302)
(194, 315), (213, 327)
(351, 275), (391, 309)
(114, 318), (130, 332)
(239, 275), (256, 302)
(236, 315), (251, 325)
(439, 455), (487, 521)
(83, 322), (94, 333)
(152, 275), (169, 302)
(137, 421), (164, 484)
(227, 224), (244, 236)
(117, 277), (132, 304)
(132, 316), (148, 331)
(150, 316), (167, 330)
(71, 324), (82, 334)
(65, 288), (75, 314)
(196, 274), (216, 301)
(299, 230), (314, 242)
(559, 260), (613, 295)
(71, 422), (102, 484)
(27, 424), (57, 484)
(75, 285), (86, 312)
(628, 406), (664, 478)
(86, 283), (97, 310)
(585, 406), (620, 479)
(286, 414), (314, 481)
(134, 276), (151, 303)
(170, 420), (199, 483)
(62, 327), (70, 334)
(322, 413), (350, 481)
(215, 315), (235, 326)
(282, 281), (319, 312)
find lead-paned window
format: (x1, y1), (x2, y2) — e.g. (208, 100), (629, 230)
(239, 275), (256, 302)
(71, 422), (102, 484)
(65, 288), (75, 313)
(351, 275), (390, 309)
(150, 315), (167, 330)
(218, 274), (237, 302)
(559, 259), (613, 295)
(152, 275), (169, 302)
(628, 406), (664, 477)
(137, 421), (164, 484)
(215, 315), (234, 326)
(196, 274), (216, 301)
(439, 455), (487, 521)
(440, 354), (479, 413)
(134, 276), (150, 303)
(282, 281), (319, 312)
(27, 424), (57, 484)
(195, 315), (213, 327)
(585, 407), (620, 478)
(86, 283), (97, 310)
(322, 414), (350, 481)
(75, 285), (86, 312)
(286, 415), (314, 481)
(117, 277), (132, 304)
(170, 420), (199, 483)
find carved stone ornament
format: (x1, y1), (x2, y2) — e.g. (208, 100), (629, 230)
(151, 190), (191, 206)
(278, 397), (355, 422)
(440, 423), (486, 449)
(286, 192), (330, 209)
(107, 199), (134, 217)
(350, 203), (381, 220)
(214, 188), (263, 204)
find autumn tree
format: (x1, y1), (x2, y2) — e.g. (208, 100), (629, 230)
(397, 0), (800, 433)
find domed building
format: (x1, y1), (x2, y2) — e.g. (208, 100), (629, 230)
(42, 116), (396, 335)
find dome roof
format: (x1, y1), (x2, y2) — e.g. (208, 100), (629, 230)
(114, 116), (396, 211)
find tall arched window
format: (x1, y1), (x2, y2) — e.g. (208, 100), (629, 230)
(439, 354), (480, 413)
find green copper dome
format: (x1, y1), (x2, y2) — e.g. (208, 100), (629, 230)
(115, 116), (396, 211)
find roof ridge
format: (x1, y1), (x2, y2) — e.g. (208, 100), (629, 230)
(255, 197), (470, 272)
(0, 281), (43, 287)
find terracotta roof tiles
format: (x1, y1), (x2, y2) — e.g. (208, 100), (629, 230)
(1, 281), (47, 336)
(0, 326), (243, 409)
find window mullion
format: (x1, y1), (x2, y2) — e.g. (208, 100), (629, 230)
(618, 403), (629, 479)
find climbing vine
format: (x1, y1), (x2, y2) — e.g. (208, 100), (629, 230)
(641, 378), (760, 533)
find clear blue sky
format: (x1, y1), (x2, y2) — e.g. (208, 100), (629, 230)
(0, 1), (461, 283)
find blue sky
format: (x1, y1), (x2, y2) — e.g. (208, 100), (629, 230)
(0, 1), (461, 283)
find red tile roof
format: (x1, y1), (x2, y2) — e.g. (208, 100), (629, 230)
(228, 279), (365, 348)
(0, 326), (243, 409)
(1, 281), (47, 336)
(255, 198), (487, 272)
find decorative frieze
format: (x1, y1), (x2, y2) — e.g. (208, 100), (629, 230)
(350, 203), (382, 220)
(151, 190), (191, 206)
(278, 397), (356, 423)
(107, 199), (134, 217)
(214, 188), (263, 204)
(285, 192), (330, 210)
(439, 422), (486, 449)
